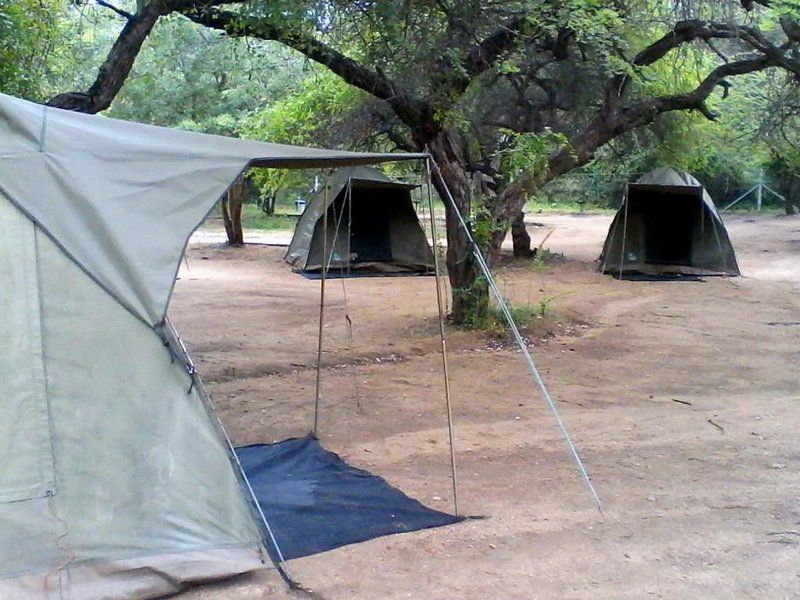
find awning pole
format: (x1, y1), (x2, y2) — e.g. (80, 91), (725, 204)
(425, 158), (460, 516)
(426, 155), (603, 516)
(619, 188), (629, 280)
(313, 171), (330, 437)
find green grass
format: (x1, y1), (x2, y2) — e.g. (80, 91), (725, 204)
(523, 198), (616, 214)
(239, 203), (300, 231)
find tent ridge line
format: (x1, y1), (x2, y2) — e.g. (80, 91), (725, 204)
(0, 187), (154, 329)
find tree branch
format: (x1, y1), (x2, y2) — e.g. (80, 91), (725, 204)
(47, 1), (171, 112)
(463, 16), (528, 78)
(608, 18), (800, 105)
(96, 0), (134, 20)
(492, 55), (773, 226)
(181, 7), (433, 132)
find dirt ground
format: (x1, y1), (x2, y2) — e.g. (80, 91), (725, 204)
(174, 212), (800, 600)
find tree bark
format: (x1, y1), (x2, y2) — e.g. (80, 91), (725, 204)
(47, 2), (167, 113)
(221, 178), (246, 246)
(785, 175), (799, 215)
(511, 211), (535, 258)
(260, 190), (277, 215)
(427, 133), (488, 326)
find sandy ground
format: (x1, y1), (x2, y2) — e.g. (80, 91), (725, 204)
(173, 212), (800, 600)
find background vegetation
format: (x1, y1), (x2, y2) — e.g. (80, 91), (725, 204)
(2, 0), (798, 322)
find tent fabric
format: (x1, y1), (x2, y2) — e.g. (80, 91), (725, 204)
(599, 167), (740, 276)
(0, 194), (265, 599)
(0, 92), (432, 599)
(0, 93), (426, 326)
(235, 436), (463, 561)
(284, 166), (435, 274)
(0, 548), (264, 600)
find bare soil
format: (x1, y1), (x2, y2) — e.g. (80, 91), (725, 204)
(175, 213), (800, 600)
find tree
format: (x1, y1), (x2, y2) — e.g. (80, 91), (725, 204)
(49, 0), (800, 323)
(0, 0), (77, 99)
(221, 175), (246, 245)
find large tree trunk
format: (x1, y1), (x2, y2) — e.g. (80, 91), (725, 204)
(511, 211), (535, 257)
(428, 133), (489, 326)
(221, 178), (246, 246)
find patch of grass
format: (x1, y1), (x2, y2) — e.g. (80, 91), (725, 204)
(240, 203), (300, 231)
(460, 300), (539, 335)
(524, 199), (615, 214)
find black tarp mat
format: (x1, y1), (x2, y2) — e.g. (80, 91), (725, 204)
(234, 435), (463, 561)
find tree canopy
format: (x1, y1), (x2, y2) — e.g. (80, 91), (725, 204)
(4, 0), (798, 323)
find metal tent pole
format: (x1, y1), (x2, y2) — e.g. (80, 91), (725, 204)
(757, 169), (763, 212)
(426, 156), (603, 515)
(313, 172), (330, 437)
(618, 188), (630, 280)
(425, 158), (460, 517)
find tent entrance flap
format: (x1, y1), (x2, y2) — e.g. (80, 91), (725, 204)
(235, 435), (463, 561)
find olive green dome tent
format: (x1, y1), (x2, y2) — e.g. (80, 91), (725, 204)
(284, 167), (435, 275)
(599, 168), (740, 277)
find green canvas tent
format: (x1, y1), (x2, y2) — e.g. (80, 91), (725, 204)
(284, 167), (435, 275)
(599, 168), (740, 277)
(0, 92), (425, 599)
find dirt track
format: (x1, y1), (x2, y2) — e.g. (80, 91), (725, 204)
(174, 213), (800, 599)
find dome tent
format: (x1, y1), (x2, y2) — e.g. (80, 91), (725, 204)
(0, 92), (440, 599)
(599, 168), (740, 277)
(284, 166), (435, 275)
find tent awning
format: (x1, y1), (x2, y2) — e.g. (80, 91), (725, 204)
(0, 93), (428, 325)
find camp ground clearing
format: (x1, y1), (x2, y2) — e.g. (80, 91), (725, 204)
(0, 93), (797, 598)
(174, 211), (800, 599)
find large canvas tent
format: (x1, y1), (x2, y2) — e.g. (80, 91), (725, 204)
(0, 92), (433, 599)
(600, 168), (740, 277)
(284, 166), (435, 275)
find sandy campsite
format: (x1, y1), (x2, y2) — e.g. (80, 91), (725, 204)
(175, 212), (800, 599)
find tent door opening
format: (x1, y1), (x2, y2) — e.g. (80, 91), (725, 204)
(348, 190), (396, 264)
(636, 189), (702, 266)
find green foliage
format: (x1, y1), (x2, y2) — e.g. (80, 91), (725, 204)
(526, 0), (624, 56)
(0, 0), (73, 99)
(106, 15), (305, 133)
(452, 277), (491, 331)
(498, 128), (571, 184)
(239, 69), (365, 198)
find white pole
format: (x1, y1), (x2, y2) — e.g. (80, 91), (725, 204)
(757, 169), (763, 212)
(426, 155), (604, 515)
(313, 172), (329, 437)
(425, 158), (460, 516)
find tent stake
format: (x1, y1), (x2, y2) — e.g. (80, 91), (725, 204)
(426, 156), (604, 516)
(426, 159), (460, 517)
(313, 172), (330, 437)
